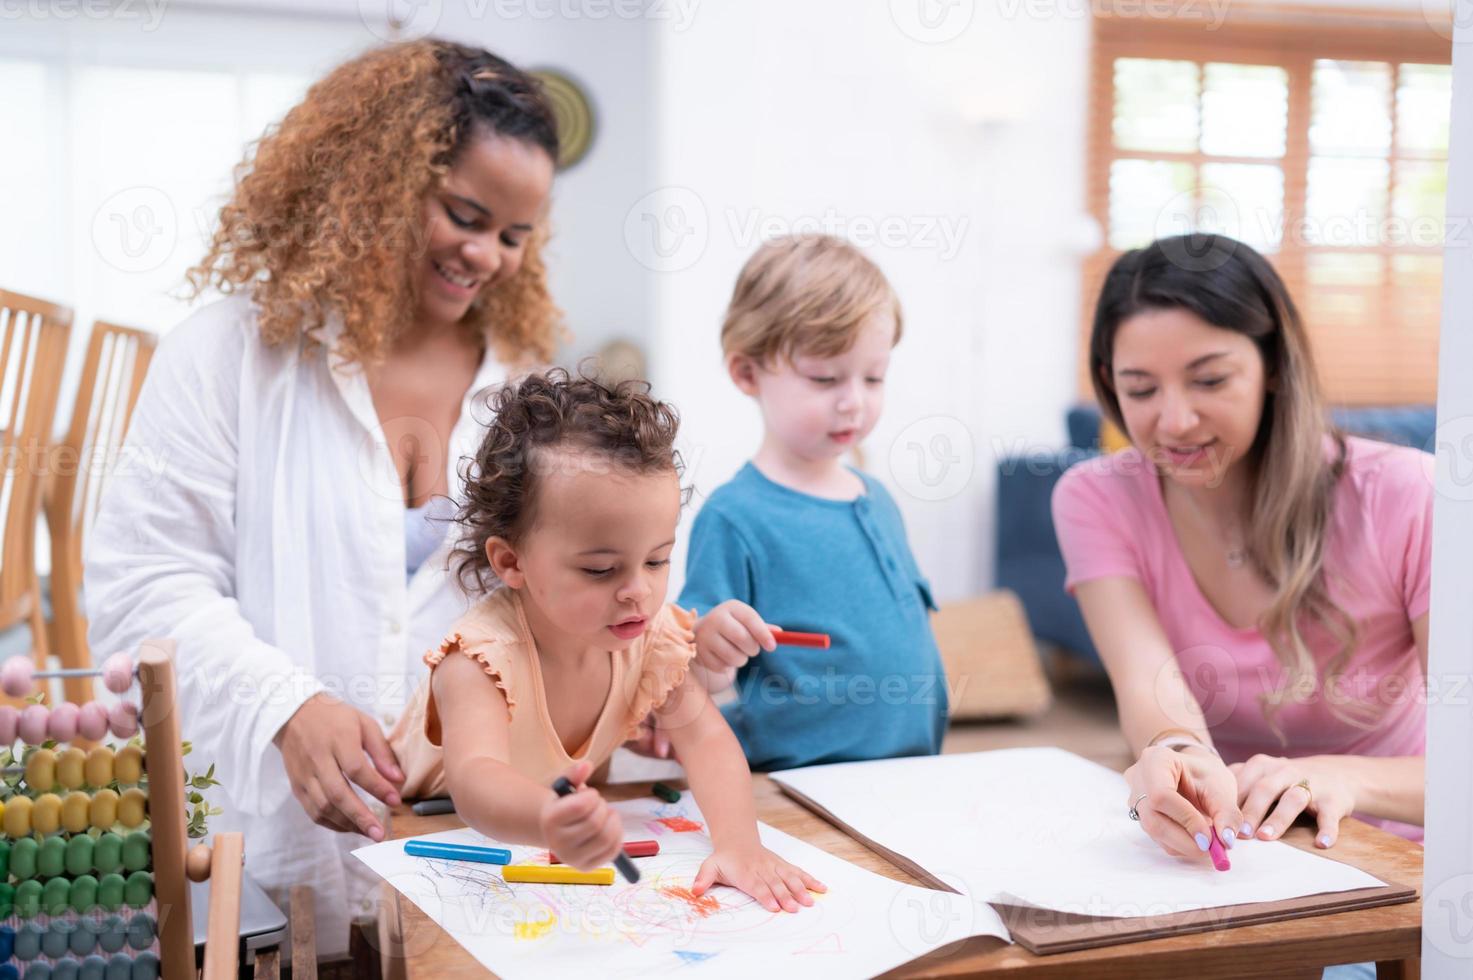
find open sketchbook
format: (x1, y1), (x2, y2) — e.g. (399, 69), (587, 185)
(356, 794), (1010, 978)
(770, 747), (1415, 955)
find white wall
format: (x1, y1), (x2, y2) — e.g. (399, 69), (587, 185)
(648, 0), (1092, 601)
(1421, 1), (1473, 972)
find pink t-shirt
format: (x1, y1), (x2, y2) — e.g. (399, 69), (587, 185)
(1052, 436), (1431, 841)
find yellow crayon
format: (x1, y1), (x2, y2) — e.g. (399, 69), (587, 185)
(502, 864), (615, 886)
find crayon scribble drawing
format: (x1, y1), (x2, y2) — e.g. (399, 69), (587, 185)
(357, 795), (1010, 979)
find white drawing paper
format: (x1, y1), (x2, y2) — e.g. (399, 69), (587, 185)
(355, 795), (1010, 978)
(771, 747), (1386, 918)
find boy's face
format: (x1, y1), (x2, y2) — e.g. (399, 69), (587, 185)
(486, 454), (681, 651)
(731, 312), (896, 464)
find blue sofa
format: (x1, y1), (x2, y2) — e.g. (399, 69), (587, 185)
(994, 404), (1437, 667)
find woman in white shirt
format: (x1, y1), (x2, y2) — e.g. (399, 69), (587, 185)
(84, 38), (561, 956)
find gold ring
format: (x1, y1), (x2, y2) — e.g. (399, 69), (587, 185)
(1293, 778), (1312, 807)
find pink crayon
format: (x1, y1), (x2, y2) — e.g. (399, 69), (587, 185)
(1209, 833), (1231, 872)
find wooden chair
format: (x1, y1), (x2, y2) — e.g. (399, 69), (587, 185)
(45, 320), (156, 704)
(0, 289), (72, 704)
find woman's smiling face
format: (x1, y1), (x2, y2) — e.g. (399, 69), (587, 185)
(1109, 306), (1268, 490)
(415, 131), (554, 330)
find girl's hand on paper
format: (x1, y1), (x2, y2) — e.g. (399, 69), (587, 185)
(1125, 744), (1244, 860)
(692, 842), (827, 913)
(539, 760), (626, 870)
(1230, 754), (1354, 849)
(694, 600), (779, 674)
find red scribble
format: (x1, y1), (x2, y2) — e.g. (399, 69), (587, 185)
(655, 816), (704, 833)
(661, 885), (721, 917)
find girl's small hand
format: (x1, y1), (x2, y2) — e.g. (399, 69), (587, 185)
(624, 712), (675, 760)
(694, 600), (778, 674)
(539, 761), (625, 870)
(692, 842), (827, 913)
(1124, 743), (1243, 860)
(1230, 754), (1356, 848)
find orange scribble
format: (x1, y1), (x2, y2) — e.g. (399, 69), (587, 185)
(655, 816), (704, 833)
(661, 885), (721, 917)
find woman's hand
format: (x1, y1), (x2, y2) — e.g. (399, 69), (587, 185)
(1230, 754), (1356, 848)
(539, 761), (625, 871)
(692, 840), (827, 913)
(274, 692), (404, 841)
(623, 712), (675, 760)
(693, 600), (777, 675)
(1124, 743), (1243, 859)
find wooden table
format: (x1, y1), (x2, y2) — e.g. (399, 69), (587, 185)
(380, 777), (1422, 980)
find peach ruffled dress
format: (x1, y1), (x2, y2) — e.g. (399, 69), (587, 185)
(389, 587), (697, 798)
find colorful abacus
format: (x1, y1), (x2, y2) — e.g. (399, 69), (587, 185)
(0, 642), (243, 979)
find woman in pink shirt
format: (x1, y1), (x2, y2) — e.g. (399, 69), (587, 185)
(1053, 234), (1430, 865)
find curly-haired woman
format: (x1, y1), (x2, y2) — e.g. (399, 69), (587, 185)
(85, 39), (563, 953)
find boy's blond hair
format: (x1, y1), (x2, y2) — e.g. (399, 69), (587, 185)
(721, 234), (903, 364)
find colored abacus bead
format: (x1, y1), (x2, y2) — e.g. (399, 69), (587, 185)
(131, 952), (159, 980)
(14, 879), (42, 918)
(57, 747), (86, 789)
(90, 789), (120, 829)
(118, 789), (147, 829)
(123, 870), (153, 908)
(3, 795), (33, 837)
(42, 875), (70, 916)
(13, 921), (42, 959)
(126, 913), (156, 950)
(85, 747), (115, 787)
(47, 702), (80, 743)
(77, 702), (109, 742)
(96, 915), (125, 955)
(62, 791), (91, 833)
(93, 833), (123, 875)
(66, 834), (96, 876)
(24, 749), (56, 793)
(114, 745), (144, 785)
(43, 920), (72, 960)
(101, 653), (134, 695)
(0, 658), (33, 698)
(122, 831), (150, 873)
(36, 836), (65, 877)
(31, 794), (63, 835)
(9, 838), (37, 880)
(69, 874), (98, 915)
(108, 701), (139, 739)
(185, 842), (211, 882)
(0, 705), (18, 744)
(17, 704), (49, 746)
(97, 872), (126, 912)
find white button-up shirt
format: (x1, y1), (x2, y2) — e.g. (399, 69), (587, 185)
(85, 292), (506, 956)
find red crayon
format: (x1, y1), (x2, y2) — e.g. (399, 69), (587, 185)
(551, 839), (659, 865)
(1208, 834), (1231, 872)
(772, 630), (830, 649)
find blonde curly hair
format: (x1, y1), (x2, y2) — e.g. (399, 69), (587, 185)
(187, 39), (565, 365)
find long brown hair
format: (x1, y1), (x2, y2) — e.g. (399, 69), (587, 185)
(1090, 234), (1364, 732)
(187, 39), (564, 365)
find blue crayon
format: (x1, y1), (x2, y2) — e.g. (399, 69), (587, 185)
(405, 840), (513, 865)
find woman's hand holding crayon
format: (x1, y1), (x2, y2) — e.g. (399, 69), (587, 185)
(1125, 744), (1243, 864)
(539, 760), (626, 871)
(691, 837), (828, 914)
